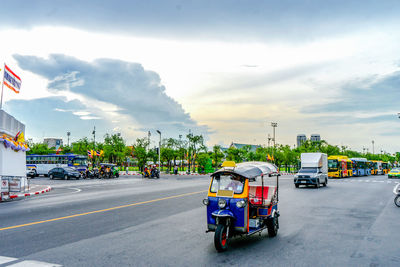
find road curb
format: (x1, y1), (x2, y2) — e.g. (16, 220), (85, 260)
(2, 186), (52, 202)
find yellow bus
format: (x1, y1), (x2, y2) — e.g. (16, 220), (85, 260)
(370, 160), (381, 175)
(382, 162), (389, 174)
(328, 155), (353, 178)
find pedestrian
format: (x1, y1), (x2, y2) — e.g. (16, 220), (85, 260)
(174, 165), (178, 175)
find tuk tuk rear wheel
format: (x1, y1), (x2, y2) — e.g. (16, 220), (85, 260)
(394, 196), (400, 207)
(214, 224), (229, 252)
(267, 215), (279, 237)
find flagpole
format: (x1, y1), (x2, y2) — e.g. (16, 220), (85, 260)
(0, 63), (4, 110)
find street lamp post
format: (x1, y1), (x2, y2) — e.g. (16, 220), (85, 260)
(271, 122), (278, 147)
(372, 140), (375, 154)
(188, 130), (192, 174)
(156, 130), (161, 173)
(179, 134), (182, 171)
(147, 131), (151, 152)
(92, 126), (96, 165)
(67, 131), (70, 147)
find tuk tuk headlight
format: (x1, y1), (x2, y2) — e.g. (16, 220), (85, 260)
(202, 199), (209, 205)
(218, 198), (227, 209)
(236, 200), (247, 208)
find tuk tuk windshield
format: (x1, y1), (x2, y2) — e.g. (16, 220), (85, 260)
(210, 174), (244, 194)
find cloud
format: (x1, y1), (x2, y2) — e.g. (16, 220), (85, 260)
(12, 54), (208, 139)
(302, 70), (400, 114)
(4, 96), (108, 141)
(1, 1), (400, 41)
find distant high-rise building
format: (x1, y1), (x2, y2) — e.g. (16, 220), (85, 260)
(310, 134), (321, 142)
(44, 138), (63, 149)
(297, 134), (307, 147)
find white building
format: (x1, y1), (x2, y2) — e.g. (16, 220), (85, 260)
(44, 138), (63, 149)
(0, 110), (29, 201)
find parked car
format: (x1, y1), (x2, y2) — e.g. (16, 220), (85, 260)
(26, 167), (37, 178)
(48, 167), (81, 180)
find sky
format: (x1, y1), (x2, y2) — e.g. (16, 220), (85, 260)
(0, 0), (399, 153)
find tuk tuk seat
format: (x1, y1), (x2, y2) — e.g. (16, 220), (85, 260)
(249, 186), (276, 206)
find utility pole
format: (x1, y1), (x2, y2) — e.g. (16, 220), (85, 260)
(271, 122), (278, 147)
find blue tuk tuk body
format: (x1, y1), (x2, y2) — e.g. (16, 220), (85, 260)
(203, 161), (280, 252)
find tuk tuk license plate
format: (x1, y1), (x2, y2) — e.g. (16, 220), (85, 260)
(301, 181), (306, 183)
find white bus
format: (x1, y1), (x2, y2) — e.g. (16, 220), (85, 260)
(26, 154), (88, 176)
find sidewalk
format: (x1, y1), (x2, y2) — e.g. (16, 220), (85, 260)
(1, 184), (52, 202)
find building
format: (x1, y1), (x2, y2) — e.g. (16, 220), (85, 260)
(44, 138), (63, 149)
(297, 134), (307, 147)
(310, 134), (321, 142)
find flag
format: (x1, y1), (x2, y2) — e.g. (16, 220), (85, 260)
(100, 150), (104, 157)
(87, 150), (92, 158)
(96, 150), (100, 156)
(3, 65), (22, 94)
(271, 155), (275, 161)
(56, 147), (62, 155)
(17, 132), (25, 143)
(267, 154), (271, 161)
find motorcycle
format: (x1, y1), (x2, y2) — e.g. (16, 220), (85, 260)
(150, 168), (160, 179)
(142, 168), (151, 178)
(80, 170), (87, 179)
(393, 183), (400, 207)
(85, 169), (99, 179)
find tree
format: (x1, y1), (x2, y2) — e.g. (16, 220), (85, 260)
(197, 153), (212, 173)
(72, 137), (92, 155)
(187, 134), (205, 172)
(132, 137), (149, 171)
(103, 134), (127, 163)
(161, 138), (176, 171)
(27, 143), (53, 155)
(212, 145), (224, 168)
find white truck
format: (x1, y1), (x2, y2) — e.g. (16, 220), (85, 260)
(294, 153), (328, 188)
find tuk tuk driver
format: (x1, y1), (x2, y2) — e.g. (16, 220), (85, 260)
(225, 175), (243, 193)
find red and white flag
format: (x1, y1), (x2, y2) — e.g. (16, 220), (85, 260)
(3, 64), (22, 94)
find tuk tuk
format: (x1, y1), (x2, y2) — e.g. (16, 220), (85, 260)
(203, 161), (280, 252)
(99, 163), (119, 179)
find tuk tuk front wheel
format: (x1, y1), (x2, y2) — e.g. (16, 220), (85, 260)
(394, 196), (400, 207)
(267, 215), (279, 237)
(214, 224), (229, 252)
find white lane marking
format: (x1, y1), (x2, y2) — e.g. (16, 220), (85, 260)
(7, 260), (62, 267)
(0, 256), (17, 264)
(68, 188), (82, 194)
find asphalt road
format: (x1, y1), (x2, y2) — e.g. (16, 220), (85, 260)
(0, 174), (399, 266)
